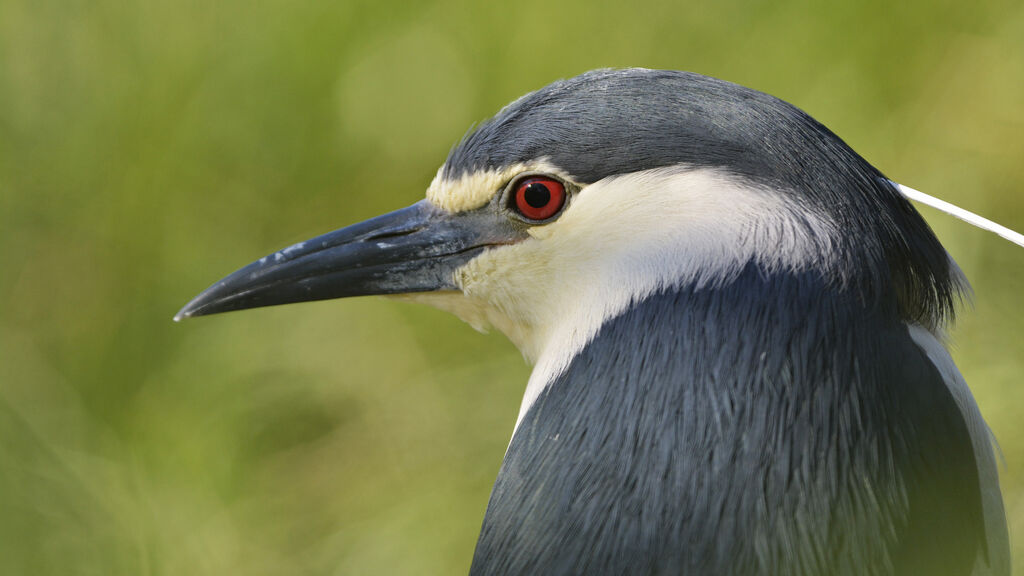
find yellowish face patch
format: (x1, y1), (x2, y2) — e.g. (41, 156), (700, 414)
(425, 159), (570, 213)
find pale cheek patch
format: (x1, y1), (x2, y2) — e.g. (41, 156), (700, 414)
(425, 159), (569, 213)
(444, 167), (839, 432)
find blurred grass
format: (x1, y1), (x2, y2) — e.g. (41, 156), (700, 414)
(1, 0), (1023, 574)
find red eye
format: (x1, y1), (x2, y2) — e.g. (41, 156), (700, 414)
(513, 177), (566, 221)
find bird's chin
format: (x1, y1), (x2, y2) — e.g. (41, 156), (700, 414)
(387, 291), (493, 333)
(391, 290), (545, 362)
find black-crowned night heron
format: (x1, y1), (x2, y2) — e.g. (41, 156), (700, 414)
(177, 69), (1021, 575)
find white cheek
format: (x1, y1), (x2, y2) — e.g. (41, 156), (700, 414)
(453, 166), (837, 433)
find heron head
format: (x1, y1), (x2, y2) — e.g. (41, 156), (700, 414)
(177, 69), (962, 381)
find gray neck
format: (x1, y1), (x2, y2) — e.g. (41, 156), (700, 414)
(470, 265), (984, 576)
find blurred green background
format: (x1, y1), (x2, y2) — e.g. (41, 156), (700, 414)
(1, 0), (1022, 574)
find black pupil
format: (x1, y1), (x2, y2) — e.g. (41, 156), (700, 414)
(523, 182), (551, 208)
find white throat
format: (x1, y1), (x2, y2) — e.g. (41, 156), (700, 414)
(410, 167), (837, 433)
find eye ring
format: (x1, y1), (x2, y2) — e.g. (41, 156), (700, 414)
(509, 176), (567, 222)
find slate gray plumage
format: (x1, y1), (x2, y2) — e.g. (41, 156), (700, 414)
(454, 69), (1006, 576)
(472, 266), (988, 575)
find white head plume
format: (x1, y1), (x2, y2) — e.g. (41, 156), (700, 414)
(892, 181), (1024, 248)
